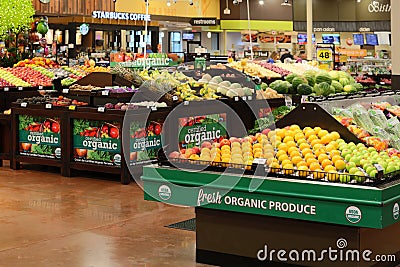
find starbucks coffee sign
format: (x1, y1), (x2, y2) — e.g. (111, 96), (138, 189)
(368, 0), (391, 13)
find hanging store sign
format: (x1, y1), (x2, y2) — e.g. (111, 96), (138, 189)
(92, 11), (151, 21)
(313, 27), (335, 32)
(189, 18), (217, 26)
(368, 0), (391, 13)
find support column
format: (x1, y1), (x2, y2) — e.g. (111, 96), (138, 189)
(306, 0), (313, 61)
(391, 0), (400, 89)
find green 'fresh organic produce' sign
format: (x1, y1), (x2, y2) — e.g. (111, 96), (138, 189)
(110, 54), (176, 68)
(142, 166), (400, 229)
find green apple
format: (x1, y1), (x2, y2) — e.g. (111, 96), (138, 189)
(349, 167), (360, 175)
(365, 166), (376, 175)
(386, 165), (397, 174)
(369, 170), (378, 178)
(339, 174), (351, 183)
(345, 154), (352, 162)
(354, 172), (366, 183)
(346, 162), (356, 171)
(368, 147), (377, 153)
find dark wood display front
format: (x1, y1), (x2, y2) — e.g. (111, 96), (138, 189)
(196, 208), (400, 267)
(0, 114), (11, 166)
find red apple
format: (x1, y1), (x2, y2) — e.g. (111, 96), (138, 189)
(180, 149), (186, 155)
(262, 128), (271, 135)
(229, 137), (239, 143)
(191, 147), (201, 155)
(168, 151), (180, 159)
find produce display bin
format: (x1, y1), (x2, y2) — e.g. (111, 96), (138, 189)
(1, 86), (47, 112)
(0, 114), (11, 166)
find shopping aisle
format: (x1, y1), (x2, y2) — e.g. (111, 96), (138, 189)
(0, 162), (212, 267)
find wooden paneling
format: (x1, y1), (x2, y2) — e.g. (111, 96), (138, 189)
(33, 0), (115, 16)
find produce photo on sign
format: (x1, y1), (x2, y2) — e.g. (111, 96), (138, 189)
(241, 31), (258, 42)
(178, 113), (227, 154)
(129, 120), (163, 166)
(258, 32), (291, 44)
(72, 119), (121, 166)
(18, 115), (61, 159)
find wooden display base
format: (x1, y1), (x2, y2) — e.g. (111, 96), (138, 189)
(0, 114), (11, 166)
(196, 208), (400, 267)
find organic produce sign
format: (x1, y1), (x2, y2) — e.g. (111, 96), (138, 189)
(73, 119), (121, 166)
(178, 113), (227, 151)
(19, 115), (61, 159)
(129, 120), (163, 166)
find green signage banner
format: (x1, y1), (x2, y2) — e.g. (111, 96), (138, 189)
(18, 115), (61, 159)
(73, 119), (121, 166)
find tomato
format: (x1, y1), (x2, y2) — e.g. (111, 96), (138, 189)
(220, 139), (230, 147)
(44, 120), (51, 129)
(154, 124), (162, 135)
(21, 143), (32, 151)
(109, 127), (119, 138)
(101, 125), (109, 134)
(51, 122), (60, 133)
(75, 148), (87, 157)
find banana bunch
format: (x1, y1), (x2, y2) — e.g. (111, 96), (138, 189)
(175, 83), (201, 101)
(139, 69), (152, 81)
(199, 84), (220, 99)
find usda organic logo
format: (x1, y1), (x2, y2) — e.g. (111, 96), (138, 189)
(345, 206), (362, 224)
(158, 185), (172, 200)
(393, 203), (399, 220)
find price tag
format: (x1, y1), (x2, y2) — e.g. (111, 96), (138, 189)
(68, 105), (76, 111)
(184, 101), (189, 106)
(374, 164), (384, 172)
(97, 106), (105, 113)
(172, 96), (178, 101)
(316, 48), (333, 62)
(151, 106), (157, 111)
(242, 96), (247, 101)
(4, 87), (9, 91)
(21, 102), (27, 108)
(301, 95), (308, 103)
(18, 87), (23, 91)
(234, 97), (239, 102)
(45, 103), (52, 109)
(62, 89), (69, 94)
(380, 82), (385, 85)
(284, 95), (292, 107)
(102, 90), (110, 96)
(253, 158), (267, 165)
(39, 86), (43, 90)
(247, 96), (252, 101)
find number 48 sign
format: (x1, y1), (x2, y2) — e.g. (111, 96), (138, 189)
(317, 48), (333, 62)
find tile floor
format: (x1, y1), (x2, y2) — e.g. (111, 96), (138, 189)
(0, 161), (213, 267)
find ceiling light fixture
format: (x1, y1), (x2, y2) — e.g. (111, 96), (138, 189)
(259, 0), (264, 4)
(281, 0), (292, 6)
(167, 0), (171, 6)
(224, 0), (231, 14)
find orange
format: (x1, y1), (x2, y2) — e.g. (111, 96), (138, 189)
(278, 154), (289, 162)
(282, 164), (295, 175)
(299, 143), (311, 151)
(294, 132), (305, 142)
(334, 159), (346, 171)
(286, 141), (297, 148)
(281, 159), (292, 167)
(291, 156), (303, 166)
(318, 129), (329, 139)
(301, 148), (313, 156)
(324, 165), (336, 172)
(278, 143), (289, 152)
(288, 146), (299, 155)
(289, 125), (301, 131)
(303, 126), (313, 133)
(253, 148), (262, 154)
(318, 153), (329, 163)
(298, 165), (310, 177)
(253, 143), (262, 150)
(221, 145), (231, 151)
(304, 153), (315, 161)
(331, 155), (343, 164)
(296, 138), (307, 145)
(306, 157), (319, 167)
(290, 150), (302, 158)
(304, 129), (316, 139)
(329, 141), (339, 149)
(254, 152), (262, 158)
(283, 136), (294, 143)
(313, 143), (324, 151)
(314, 148), (327, 158)
(276, 150), (286, 158)
(297, 161), (308, 168)
(325, 144), (336, 153)
(309, 162), (321, 171)
(285, 130), (296, 138)
(320, 135), (332, 145)
(330, 150), (341, 157)
(310, 139), (322, 148)
(330, 131), (341, 141)
(313, 126), (322, 135)
(269, 162), (281, 173)
(307, 134), (318, 142)
(321, 159), (333, 169)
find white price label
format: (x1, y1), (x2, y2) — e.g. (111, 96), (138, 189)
(184, 101), (189, 106)
(285, 95), (292, 107)
(4, 87), (9, 91)
(234, 97), (239, 102)
(45, 103), (52, 109)
(62, 89), (69, 94)
(253, 158), (267, 165)
(18, 87), (23, 91)
(172, 96), (179, 101)
(242, 96), (247, 101)
(39, 86), (43, 89)
(97, 107), (106, 113)
(21, 102), (27, 108)
(301, 95), (308, 103)
(247, 96), (252, 101)
(102, 90), (110, 96)
(151, 106), (157, 111)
